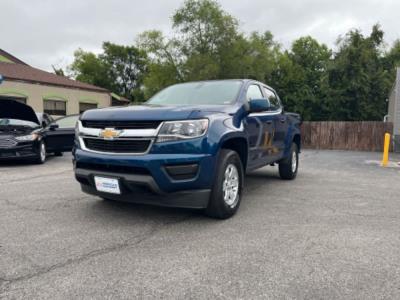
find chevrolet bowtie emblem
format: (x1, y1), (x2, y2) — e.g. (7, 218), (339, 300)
(99, 128), (121, 140)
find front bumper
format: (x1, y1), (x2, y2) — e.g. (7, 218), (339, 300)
(0, 142), (38, 160)
(73, 149), (216, 209)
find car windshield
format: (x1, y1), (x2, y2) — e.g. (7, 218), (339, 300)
(147, 81), (243, 106)
(0, 118), (39, 128)
(55, 115), (79, 128)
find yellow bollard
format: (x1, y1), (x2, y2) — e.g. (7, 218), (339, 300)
(381, 133), (391, 167)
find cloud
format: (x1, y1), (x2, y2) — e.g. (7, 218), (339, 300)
(1, 0), (399, 71)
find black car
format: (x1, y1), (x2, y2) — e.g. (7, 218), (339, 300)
(0, 100), (78, 163)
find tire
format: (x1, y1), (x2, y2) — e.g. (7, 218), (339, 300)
(34, 140), (47, 164)
(54, 152), (63, 157)
(279, 142), (299, 180)
(205, 149), (244, 219)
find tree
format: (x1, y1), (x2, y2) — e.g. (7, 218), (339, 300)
(69, 49), (110, 89)
(269, 37), (331, 120)
(66, 1), (399, 120)
(100, 42), (148, 101)
(327, 25), (391, 121)
(69, 43), (148, 101)
(173, 0), (241, 80)
(137, 30), (184, 98)
(52, 65), (66, 77)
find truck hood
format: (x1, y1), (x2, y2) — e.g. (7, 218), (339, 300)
(0, 100), (40, 124)
(81, 104), (240, 121)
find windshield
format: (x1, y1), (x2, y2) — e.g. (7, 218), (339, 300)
(55, 115), (79, 128)
(0, 118), (39, 128)
(147, 81), (242, 106)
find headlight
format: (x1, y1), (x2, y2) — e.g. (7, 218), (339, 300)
(75, 121), (80, 137)
(15, 133), (39, 142)
(156, 119), (209, 143)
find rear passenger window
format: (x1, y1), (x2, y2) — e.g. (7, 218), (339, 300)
(263, 87), (281, 111)
(246, 85), (263, 101)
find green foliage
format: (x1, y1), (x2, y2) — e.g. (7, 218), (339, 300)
(69, 43), (147, 101)
(137, 30), (184, 98)
(67, 0), (400, 121)
(269, 37), (331, 120)
(327, 25), (392, 121)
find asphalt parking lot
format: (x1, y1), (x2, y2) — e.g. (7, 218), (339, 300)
(1, 150), (400, 299)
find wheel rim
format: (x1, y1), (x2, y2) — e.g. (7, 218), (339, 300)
(291, 151), (297, 173)
(223, 164), (239, 207)
(40, 142), (46, 162)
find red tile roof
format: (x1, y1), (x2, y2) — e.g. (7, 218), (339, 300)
(0, 59), (108, 93)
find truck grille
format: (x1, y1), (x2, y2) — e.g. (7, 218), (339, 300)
(81, 120), (161, 129)
(0, 136), (17, 148)
(83, 138), (152, 154)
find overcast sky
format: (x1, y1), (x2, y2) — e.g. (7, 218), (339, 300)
(1, 0), (399, 71)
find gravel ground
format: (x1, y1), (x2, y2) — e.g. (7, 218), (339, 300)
(0, 150), (400, 299)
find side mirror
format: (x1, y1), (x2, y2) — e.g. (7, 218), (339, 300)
(49, 123), (59, 131)
(248, 98), (271, 113)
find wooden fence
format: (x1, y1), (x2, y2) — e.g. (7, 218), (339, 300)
(301, 121), (393, 152)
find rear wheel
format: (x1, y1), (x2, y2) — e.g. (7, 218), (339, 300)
(205, 149), (243, 219)
(279, 142), (299, 180)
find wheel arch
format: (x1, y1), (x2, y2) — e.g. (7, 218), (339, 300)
(293, 133), (301, 152)
(219, 135), (248, 171)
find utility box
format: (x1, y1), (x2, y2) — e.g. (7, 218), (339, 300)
(388, 68), (400, 152)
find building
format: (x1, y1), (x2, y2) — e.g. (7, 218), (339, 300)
(388, 67), (400, 152)
(0, 49), (128, 117)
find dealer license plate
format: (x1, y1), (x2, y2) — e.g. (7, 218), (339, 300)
(94, 176), (121, 194)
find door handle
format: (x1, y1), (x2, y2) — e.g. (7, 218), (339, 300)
(266, 120), (273, 125)
(280, 118), (286, 123)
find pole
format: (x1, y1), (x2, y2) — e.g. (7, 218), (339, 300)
(382, 133), (391, 167)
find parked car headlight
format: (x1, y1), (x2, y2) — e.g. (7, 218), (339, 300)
(75, 121), (80, 137)
(156, 119), (209, 143)
(15, 133), (39, 142)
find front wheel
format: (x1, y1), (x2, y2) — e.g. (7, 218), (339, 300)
(34, 140), (47, 164)
(205, 149), (244, 219)
(279, 143), (299, 180)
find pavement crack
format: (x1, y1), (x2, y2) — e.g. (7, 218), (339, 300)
(0, 213), (194, 291)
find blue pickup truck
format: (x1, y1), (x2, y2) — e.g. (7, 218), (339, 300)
(73, 80), (301, 219)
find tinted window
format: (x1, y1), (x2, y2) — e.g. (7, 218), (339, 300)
(263, 87), (281, 110)
(147, 81), (242, 105)
(246, 85), (263, 101)
(55, 115), (79, 128)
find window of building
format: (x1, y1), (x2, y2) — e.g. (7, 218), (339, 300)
(79, 102), (97, 114)
(43, 99), (66, 116)
(0, 95), (27, 104)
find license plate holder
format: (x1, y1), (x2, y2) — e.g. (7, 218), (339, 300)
(94, 176), (121, 194)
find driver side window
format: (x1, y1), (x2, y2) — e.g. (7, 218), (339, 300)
(263, 87), (281, 111)
(246, 84), (263, 101)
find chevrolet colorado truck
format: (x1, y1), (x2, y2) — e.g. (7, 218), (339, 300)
(73, 80), (301, 219)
